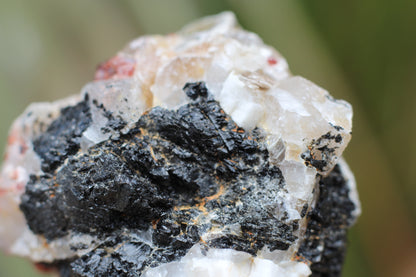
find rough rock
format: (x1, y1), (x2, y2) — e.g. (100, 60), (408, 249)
(0, 12), (360, 277)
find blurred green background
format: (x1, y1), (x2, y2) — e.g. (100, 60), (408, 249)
(1, 0), (415, 276)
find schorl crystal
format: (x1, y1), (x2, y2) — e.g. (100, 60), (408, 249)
(297, 164), (356, 276)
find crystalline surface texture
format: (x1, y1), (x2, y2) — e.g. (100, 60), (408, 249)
(0, 12), (359, 277)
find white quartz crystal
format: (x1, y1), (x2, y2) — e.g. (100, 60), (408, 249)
(0, 12), (358, 277)
(143, 245), (311, 277)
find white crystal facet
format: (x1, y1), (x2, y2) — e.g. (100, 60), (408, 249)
(143, 244), (312, 277)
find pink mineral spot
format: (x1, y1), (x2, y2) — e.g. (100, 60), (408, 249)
(7, 133), (17, 146)
(94, 55), (136, 81)
(16, 182), (25, 192)
(9, 169), (19, 181)
(267, 57), (278, 66)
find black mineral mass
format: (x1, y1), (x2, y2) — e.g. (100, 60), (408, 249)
(20, 82), (355, 276)
(297, 164), (356, 277)
(20, 83), (299, 276)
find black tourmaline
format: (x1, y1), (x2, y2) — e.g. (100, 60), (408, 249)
(297, 164), (356, 277)
(19, 82), (355, 277)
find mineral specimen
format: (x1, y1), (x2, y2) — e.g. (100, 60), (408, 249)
(0, 12), (360, 277)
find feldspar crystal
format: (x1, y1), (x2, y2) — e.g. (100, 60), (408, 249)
(0, 12), (360, 277)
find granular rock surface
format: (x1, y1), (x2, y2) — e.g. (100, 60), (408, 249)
(0, 12), (360, 277)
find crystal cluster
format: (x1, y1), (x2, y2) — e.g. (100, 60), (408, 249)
(0, 12), (360, 277)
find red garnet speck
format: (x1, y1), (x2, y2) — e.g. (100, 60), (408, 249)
(267, 57), (278, 66)
(94, 55), (136, 81)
